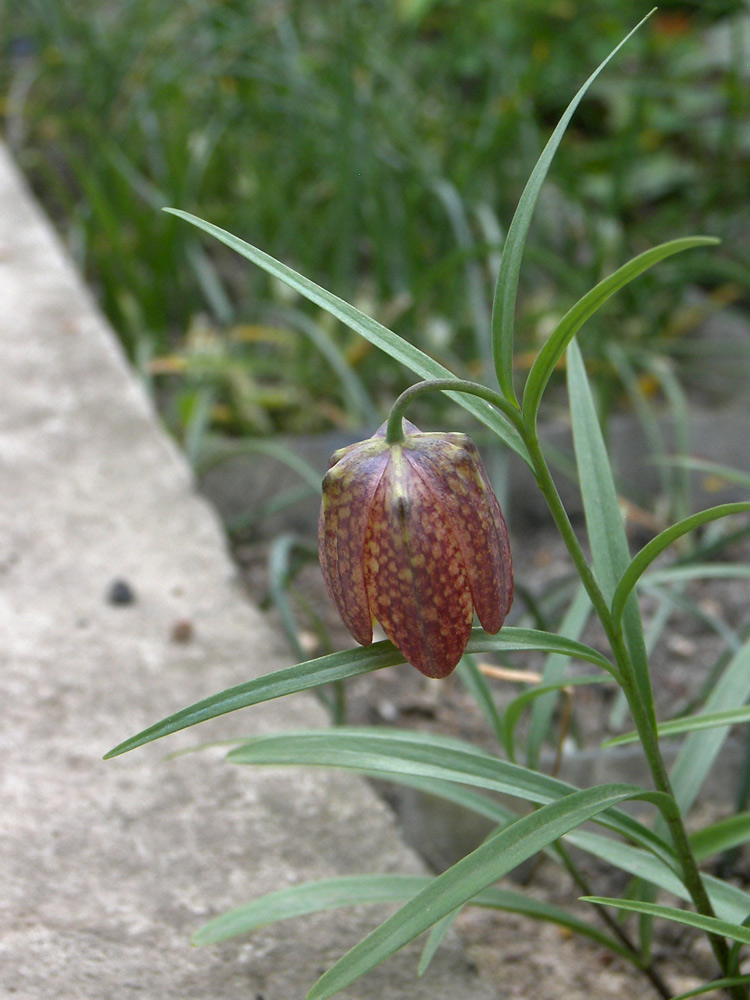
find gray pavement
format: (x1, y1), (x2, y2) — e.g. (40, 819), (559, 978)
(0, 144), (492, 999)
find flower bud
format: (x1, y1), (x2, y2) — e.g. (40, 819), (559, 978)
(318, 420), (513, 678)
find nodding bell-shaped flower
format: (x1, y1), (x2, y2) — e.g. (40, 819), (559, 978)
(318, 420), (513, 678)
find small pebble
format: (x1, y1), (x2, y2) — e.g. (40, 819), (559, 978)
(298, 630), (318, 655)
(106, 578), (136, 606)
(170, 618), (194, 643)
(667, 635), (696, 658)
(377, 700), (399, 722)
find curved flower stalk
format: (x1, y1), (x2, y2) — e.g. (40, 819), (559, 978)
(318, 420), (513, 678)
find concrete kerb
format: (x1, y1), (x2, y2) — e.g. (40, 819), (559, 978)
(0, 143), (493, 999)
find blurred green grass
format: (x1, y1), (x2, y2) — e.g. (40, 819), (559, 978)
(3, 0), (750, 442)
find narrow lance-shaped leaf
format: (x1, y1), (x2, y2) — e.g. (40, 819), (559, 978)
(103, 627), (616, 758)
(571, 828), (750, 924)
(225, 727), (676, 864)
(667, 637), (750, 815)
(690, 811), (750, 863)
(604, 705), (750, 748)
(526, 582), (591, 769)
(192, 873), (638, 963)
(611, 502), (750, 627)
(581, 897), (750, 947)
(456, 654), (507, 751)
(522, 237), (719, 428)
(164, 209), (530, 465)
(491, 10), (655, 401)
(306, 784), (663, 1000)
(184, 727), (750, 921)
(418, 911), (460, 976)
(567, 338), (653, 715)
(668, 977), (750, 1000)
(193, 875), (428, 945)
(654, 455), (750, 492)
(506, 675), (611, 762)
(103, 644), (404, 758)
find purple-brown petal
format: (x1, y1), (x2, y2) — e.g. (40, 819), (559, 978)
(363, 449), (474, 678)
(403, 433), (513, 633)
(319, 443), (389, 646)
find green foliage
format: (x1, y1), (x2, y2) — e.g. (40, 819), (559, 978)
(100, 15), (750, 1000)
(582, 897), (750, 947)
(5, 0), (750, 440)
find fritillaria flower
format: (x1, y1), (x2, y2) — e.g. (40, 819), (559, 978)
(318, 420), (513, 678)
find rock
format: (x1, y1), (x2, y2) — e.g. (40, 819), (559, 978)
(0, 142), (491, 1000)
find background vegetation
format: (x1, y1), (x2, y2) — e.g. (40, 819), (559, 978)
(3, 0), (750, 444)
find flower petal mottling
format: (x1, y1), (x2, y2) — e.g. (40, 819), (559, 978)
(362, 449), (473, 678)
(403, 433), (513, 632)
(318, 421), (513, 678)
(318, 443), (389, 645)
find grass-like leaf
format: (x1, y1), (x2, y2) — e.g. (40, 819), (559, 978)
(417, 910), (459, 976)
(193, 872), (636, 963)
(571, 829), (750, 924)
(305, 784), (655, 999)
(103, 644), (404, 759)
(456, 653), (507, 750)
(264, 305), (380, 426)
(667, 977), (750, 1000)
(581, 896), (750, 946)
(164, 208), (530, 464)
(653, 456), (750, 492)
(505, 675), (612, 762)
(225, 726), (675, 862)
(526, 583), (591, 769)
(224, 727), (584, 809)
(196, 729), (750, 924)
(690, 811), (750, 863)
(103, 627), (616, 758)
(644, 564), (750, 587)
(566, 338), (630, 600)
(522, 237), (718, 427)
(470, 628), (615, 674)
(567, 338), (652, 713)
(195, 435), (323, 491)
(193, 874), (426, 944)
(402, 776), (695, 910)
(228, 735), (693, 895)
(414, 772), (750, 924)
(604, 705), (750, 748)
(668, 637), (750, 814)
(491, 10), (655, 401)
(611, 502), (750, 627)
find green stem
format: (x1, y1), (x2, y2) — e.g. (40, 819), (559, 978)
(384, 378), (522, 445)
(525, 430), (743, 996)
(614, 648), (740, 994)
(524, 428), (613, 631)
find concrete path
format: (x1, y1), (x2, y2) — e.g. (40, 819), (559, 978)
(0, 144), (492, 999)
